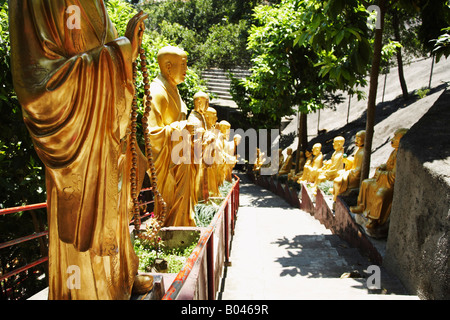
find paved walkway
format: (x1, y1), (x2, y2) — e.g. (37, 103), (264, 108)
(218, 174), (418, 300)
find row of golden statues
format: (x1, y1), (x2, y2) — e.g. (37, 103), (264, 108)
(147, 45), (241, 227)
(263, 128), (408, 233)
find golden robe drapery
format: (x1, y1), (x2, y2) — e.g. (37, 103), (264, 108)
(9, 0), (146, 299)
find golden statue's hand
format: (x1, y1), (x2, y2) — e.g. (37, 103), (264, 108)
(125, 11), (149, 61)
(185, 123), (196, 135)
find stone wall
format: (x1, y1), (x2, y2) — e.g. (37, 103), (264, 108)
(384, 90), (450, 300)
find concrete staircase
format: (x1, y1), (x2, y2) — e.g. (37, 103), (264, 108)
(201, 68), (251, 101)
(218, 174), (419, 300)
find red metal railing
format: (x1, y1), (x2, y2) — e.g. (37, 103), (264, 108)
(162, 176), (240, 300)
(0, 203), (49, 283)
(0, 189), (155, 285)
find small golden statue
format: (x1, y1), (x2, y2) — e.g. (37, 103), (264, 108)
(188, 91), (209, 130)
(278, 148), (294, 176)
(288, 150), (310, 182)
(203, 107), (221, 196)
(313, 136), (345, 188)
(9, 1), (151, 299)
(216, 120), (232, 187)
(188, 92), (210, 201)
(298, 143), (323, 184)
(253, 148), (267, 176)
(350, 128), (409, 229)
(227, 134), (242, 181)
(330, 131), (366, 201)
(219, 121), (240, 183)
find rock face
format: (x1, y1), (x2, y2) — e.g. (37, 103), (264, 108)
(384, 90), (450, 300)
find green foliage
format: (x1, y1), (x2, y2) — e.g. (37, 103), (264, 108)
(292, 0), (372, 90)
(231, 0), (343, 129)
(0, 2), (48, 300)
(318, 180), (334, 196)
(194, 180), (234, 227)
(194, 202), (219, 227)
(105, 0), (207, 113)
(134, 233), (200, 274)
(432, 27), (450, 63)
(139, 0), (266, 70)
(415, 87), (430, 99)
(0, 2), (45, 209)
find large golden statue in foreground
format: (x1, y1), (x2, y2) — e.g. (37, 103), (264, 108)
(9, 1), (150, 299)
(351, 128), (409, 229)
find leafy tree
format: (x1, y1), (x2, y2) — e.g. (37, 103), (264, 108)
(230, 2), (326, 132)
(138, 0), (273, 70)
(231, 0), (377, 167)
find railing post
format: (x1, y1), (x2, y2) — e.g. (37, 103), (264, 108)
(224, 201), (230, 266)
(207, 233), (214, 300)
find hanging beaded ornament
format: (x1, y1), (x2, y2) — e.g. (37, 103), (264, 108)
(130, 46), (167, 242)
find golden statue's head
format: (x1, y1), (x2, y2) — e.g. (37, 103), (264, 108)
(391, 128), (409, 149)
(333, 136), (345, 150)
(355, 130), (366, 147)
(193, 91), (210, 113)
(233, 134), (242, 146)
(157, 46), (188, 86)
(204, 107), (218, 129)
(312, 143), (322, 156)
(219, 120), (231, 136)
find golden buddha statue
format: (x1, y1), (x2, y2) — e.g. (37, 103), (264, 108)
(278, 149), (285, 171)
(147, 45), (198, 227)
(218, 120), (239, 183)
(188, 92), (209, 201)
(313, 136), (345, 187)
(225, 134), (242, 182)
(298, 143), (323, 184)
(9, 1), (151, 299)
(216, 120), (232, 187)
(350, 128), (409, 229)
(188, 91), (209, 130)
(278, 148), (294, 176)
(203, 107), (220, 196)
(330, 130), (366, 202)
(253, 148), (267, 176)
(288, 150), (310, 182)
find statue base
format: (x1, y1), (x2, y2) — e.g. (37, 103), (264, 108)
(354, 214), (390, 239)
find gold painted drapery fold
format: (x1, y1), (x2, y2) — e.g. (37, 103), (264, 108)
(10, 0), (145, 299)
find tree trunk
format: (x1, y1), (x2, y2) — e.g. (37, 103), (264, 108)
(294, 112), (308, 173)
(393, 9), (409, 99)
(361, 0), (386, 183)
